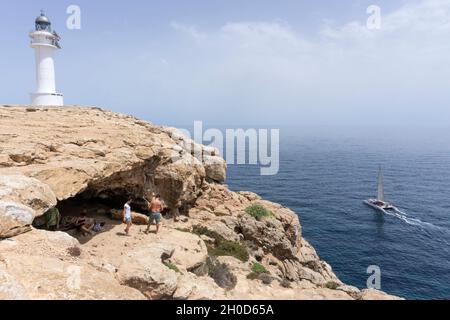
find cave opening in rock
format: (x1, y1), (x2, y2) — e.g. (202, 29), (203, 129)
(59, 187), (152, 215)
(32, 187), (160, 243)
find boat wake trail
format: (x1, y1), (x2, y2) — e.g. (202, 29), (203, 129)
(365, 167), (448, 235)
(384, 208), (446, 232)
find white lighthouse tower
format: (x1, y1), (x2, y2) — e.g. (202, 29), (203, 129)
(30, 11), (64, 106)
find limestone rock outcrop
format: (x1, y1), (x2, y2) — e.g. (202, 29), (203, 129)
(116, 229), (209, 300)
(0, 175), (56, 238)
(0, 106), (226, 228)
(0, 105), (401, 300)
(0, 230), (146, 300)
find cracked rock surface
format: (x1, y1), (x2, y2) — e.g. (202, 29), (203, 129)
(0, 106), (401, 300)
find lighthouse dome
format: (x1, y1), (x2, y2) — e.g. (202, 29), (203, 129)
(36, 13), (50, 24)
(35, 11), (52, 31)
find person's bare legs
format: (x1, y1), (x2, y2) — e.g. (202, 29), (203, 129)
(155, 222), (160, 234)
(125, 221), (131, 235)
(81, 224), (94, 236)
(145, 219), (152, 234)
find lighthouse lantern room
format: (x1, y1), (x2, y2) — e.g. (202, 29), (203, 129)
(30, 11), (64, 106)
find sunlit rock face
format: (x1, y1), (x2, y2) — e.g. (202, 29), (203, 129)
(0, 105), (226, 235)
(0, 106), (401, 300)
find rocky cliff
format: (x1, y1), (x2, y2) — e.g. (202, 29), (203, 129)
(0, 106), (400, 300)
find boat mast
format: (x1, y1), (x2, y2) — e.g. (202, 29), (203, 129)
(377, 167), (385, 202)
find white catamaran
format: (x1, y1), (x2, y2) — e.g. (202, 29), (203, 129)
(364, 168), (399, 214)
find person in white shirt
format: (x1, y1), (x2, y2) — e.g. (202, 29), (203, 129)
(123, 197), (133, 235)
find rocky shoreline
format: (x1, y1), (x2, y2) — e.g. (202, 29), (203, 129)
(0, 106), (401, 300)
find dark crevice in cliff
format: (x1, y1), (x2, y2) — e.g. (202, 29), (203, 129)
(55, 155), (174, 214)
(32, 192), (154, 245)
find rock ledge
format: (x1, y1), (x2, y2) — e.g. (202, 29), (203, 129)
(0, 106), (401, 300)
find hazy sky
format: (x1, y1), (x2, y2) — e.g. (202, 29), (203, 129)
(1, 0), (449, 126)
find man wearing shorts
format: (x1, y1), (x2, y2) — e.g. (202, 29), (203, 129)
(123, 197), (133, 235)
(146, 194), (164, 234)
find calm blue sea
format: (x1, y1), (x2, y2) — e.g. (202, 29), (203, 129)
(225, 126), (450, 300)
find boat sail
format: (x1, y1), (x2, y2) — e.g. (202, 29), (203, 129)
(364, 167), (398, 214)
(377, 168), (385, 202)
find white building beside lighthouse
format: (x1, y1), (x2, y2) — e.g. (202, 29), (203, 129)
(30, 11), (64, 106)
